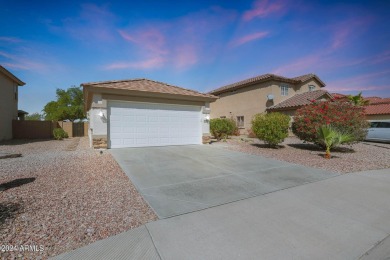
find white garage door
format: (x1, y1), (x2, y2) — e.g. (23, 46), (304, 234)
(108, 101), (202, 148)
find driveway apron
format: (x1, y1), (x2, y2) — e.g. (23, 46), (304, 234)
(110, 145), (338, 218)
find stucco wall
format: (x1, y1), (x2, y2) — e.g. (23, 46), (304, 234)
(366, 114), (390, 121)
(295, 79), (322, 93)
(0, 75), (18, 141)
(210, 79), (322, 134)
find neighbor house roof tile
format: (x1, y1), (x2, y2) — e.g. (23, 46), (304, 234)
(209, 73), (325, 95)
(267, 90), (332, 111)
(367, 97), (390, 104)
(365, 103), (390, 115)
(82, 78), (217, 99)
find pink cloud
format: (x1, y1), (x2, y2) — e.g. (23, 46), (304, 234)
(331, 27), (350, 50)
(328, 17), (372, 51)
(230, 31), (269, 47)
(50, 4), (118, 43)
(105, 6), (237, 70)
(104, 57), (165, 70)
(0, 37), (22, 43)
(326, 70), (390, 93)
(173, 45), (198, 69)
(0, 51), (48, 72)
(326, 85), (389, 92)
(329, 70), (390, 85)
(368, 50), (390, 65)
(243, 0), (286, 21)
(118, 29), (167, 55)
(272, 53), (322, 76)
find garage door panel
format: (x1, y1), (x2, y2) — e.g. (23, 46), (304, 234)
(110, 126), (122, 133)
(109, 101), (201, 148)
(122, 126), (135, 133)
(123, 139), (135, 145)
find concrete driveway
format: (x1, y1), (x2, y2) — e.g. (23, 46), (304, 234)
(110, 145), (338, 218)
(53, 168), (390, 260)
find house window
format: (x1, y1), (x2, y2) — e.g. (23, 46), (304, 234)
(280, 85), (289, 96)
(309, 85), (315, 92)
(237, 116), (244, 128)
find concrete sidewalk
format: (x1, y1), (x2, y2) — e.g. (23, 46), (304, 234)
(53, 169), (390, 260)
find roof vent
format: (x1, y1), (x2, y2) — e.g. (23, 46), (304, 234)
(267, 94), (274, 100)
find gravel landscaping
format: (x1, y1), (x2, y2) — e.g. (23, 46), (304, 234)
(0, 137), (157, 259)
(219, 136), (390, 173)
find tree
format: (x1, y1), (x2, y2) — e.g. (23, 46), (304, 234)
(292, 100), (369, 146)
(347, 92), (370, 106)
(43, 86), (85, 122)
(251, 112), (290, 147)
(25, 112), (42, 121)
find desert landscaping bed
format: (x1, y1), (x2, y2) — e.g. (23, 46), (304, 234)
(0, 137), (157, 259)
(220, 137), (390, 173)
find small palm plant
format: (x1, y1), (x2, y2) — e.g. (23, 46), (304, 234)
(347, 92), (370, 106)
(317, 125), (354, 159)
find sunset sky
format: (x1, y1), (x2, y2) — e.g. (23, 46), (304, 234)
(1, 0), (389, 114)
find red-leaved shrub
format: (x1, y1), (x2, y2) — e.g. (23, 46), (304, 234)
(292, 100), (369, 145)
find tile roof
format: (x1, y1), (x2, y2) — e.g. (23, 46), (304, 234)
(209, 73), (325, 95)
(365, 96), (382, 102)
(367, 97), (390, 104)
(0, 65), (25, 86)
(267, 90), (332, 111)
(365, 103), (390, 115)
(82, 78), (217, 99)
(331, 93), (347, 99)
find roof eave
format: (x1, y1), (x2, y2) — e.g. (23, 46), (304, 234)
(0, 66), (25, 86)
(83, 85), (218, 112)
(210, 76), (297, 95)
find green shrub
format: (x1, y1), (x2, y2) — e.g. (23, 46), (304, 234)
(292, 100), (369, 146)
(53, 128), (69, 140)
(210, 118), (236, 140)
(251, 112), (290, 147)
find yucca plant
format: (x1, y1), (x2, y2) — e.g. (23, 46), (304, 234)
(317, 125), (354, 159)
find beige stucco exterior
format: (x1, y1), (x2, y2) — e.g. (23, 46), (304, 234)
(210, 78), (323, 134)
(0, 67), (25, 141)
(84, 84), (216, 148)
(366, 114), (390, 121)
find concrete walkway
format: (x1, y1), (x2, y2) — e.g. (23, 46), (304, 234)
(54, 168), (390, 260)
(110, 145), (337, 218)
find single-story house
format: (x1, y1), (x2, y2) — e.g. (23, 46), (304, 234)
(0, 65), (26, 141)
(82, 78), (217, 149)
(209, 73), (326, 134)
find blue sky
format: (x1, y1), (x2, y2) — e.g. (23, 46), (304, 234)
(1, 0), (389, 114)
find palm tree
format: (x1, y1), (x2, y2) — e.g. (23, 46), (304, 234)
(317, 125), (354, 159)
(347, 92), (370, 106)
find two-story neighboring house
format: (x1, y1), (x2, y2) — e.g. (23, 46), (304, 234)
(0, 65), (26, 141)
(209, 73), (327, 134)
